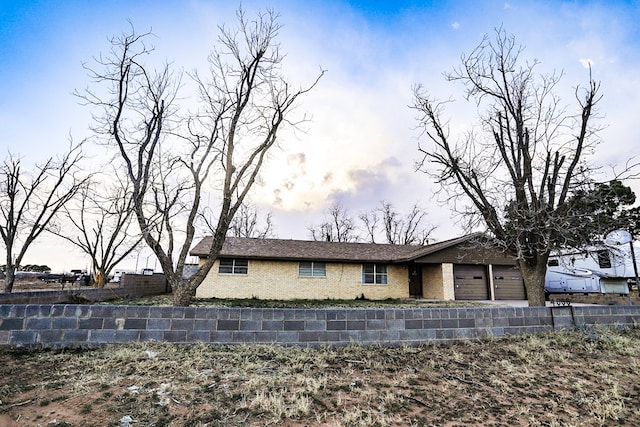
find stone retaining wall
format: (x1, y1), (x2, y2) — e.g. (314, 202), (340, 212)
(550, 293), (640, 306)
(1, 304), (639, 348)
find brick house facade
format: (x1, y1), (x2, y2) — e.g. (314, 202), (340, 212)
(190, 234), (524, 301)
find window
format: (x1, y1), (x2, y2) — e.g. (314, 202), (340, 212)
(299, 262), (326, 277)
(218, 258), (248, 275)
(547, 259), (559, 267)
(362, 263), (388, 284)
(597, 250), (612, 269)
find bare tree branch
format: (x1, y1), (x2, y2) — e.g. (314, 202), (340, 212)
(309, 203), (359, 242)
(80, 8), (323, 306)
(50, 167), (143, 287)
(411, 28), (616, 306)
(228, 202), (274, 239)
(0, 142), (89, 291)
(360, 201), (436, 245)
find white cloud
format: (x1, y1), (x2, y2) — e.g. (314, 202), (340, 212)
(3, 1), (640, 270)
(579, 58), (595, 69)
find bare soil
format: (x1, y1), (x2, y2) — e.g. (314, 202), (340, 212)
(1, 328), (640, 426)
(3, 279), (640, 425)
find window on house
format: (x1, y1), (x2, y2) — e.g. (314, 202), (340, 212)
(597, 250), (612, 269)
(547, 259), (559, 267)
(362, 263), (388, 284)
(218, 258), (249, 275)
(299, 262), (327, 277)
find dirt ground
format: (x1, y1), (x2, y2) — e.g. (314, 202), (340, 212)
(1, 328), (640, 426)
(3, 278), (640, 425)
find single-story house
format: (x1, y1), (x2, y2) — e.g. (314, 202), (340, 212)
(190, 233), (526, 301)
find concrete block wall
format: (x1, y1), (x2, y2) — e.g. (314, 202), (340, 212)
(1, 304), (639, 348)
(550, 293), (640, 306)
(120, 273), (170, 296)
(0, 274), (168, 305)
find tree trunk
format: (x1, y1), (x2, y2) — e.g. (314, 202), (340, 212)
(172, 280), (197, 307)
(94, 269), (105, 288)
(518, 259), (547, 307)
(3, 268), (15, 293)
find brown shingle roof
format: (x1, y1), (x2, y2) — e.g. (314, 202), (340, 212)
(190, 233), (482, 263)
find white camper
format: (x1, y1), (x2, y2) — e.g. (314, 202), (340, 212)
(111, 270), (130, 283)
(545, 231), (639, 296)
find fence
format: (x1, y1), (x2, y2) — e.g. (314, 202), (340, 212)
(1, 303), (639, 348)
(0, 274), (169, 305)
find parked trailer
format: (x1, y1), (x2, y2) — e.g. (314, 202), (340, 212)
(111, 270), (130, 283)
(545, 238), (639, 296)
(38, 273), (81, 284)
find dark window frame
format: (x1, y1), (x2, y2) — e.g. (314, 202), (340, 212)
(362, 263), (388, 284)
(596, 250), (612, 269)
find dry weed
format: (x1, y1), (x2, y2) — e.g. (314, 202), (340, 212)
(2, 329), (640, 426)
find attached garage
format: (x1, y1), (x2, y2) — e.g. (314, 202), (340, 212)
(453, 264), (489, 300)
(492, 265), (526, 300)
(414, 234), (524, 301)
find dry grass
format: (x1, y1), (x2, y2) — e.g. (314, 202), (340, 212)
(2, 328), (640, 426)
(99, 294), (496, 309)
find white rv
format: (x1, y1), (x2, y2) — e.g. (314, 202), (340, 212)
(545, 231), (639, 296)
(111, 270), (131, 283)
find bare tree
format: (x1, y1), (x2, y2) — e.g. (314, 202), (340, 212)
(412, 28), (605, 306)
(360, 201), (435, 245)
(228, 202), (274, 238)
(51, 169), (143, 287)
(79, 9), (323, 306)
(308, 203), (359, 242)
(0, 144), (88, 292)
(359, 208), (379, 243)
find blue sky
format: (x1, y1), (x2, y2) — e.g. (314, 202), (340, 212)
(2, 1), (640, 271)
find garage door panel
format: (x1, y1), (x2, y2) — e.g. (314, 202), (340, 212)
(493, 265), (526, 300)
(454, 265), (488, 300)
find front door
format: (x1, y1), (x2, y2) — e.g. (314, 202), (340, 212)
(409, 264), (423, 297)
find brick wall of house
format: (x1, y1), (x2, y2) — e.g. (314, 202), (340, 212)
(442, 263), (455, 300)
(421, 264), (445, 299)
(196, 259), (410, 300)
(420, 263), (455, 300)
(1, 304), (638, 348)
